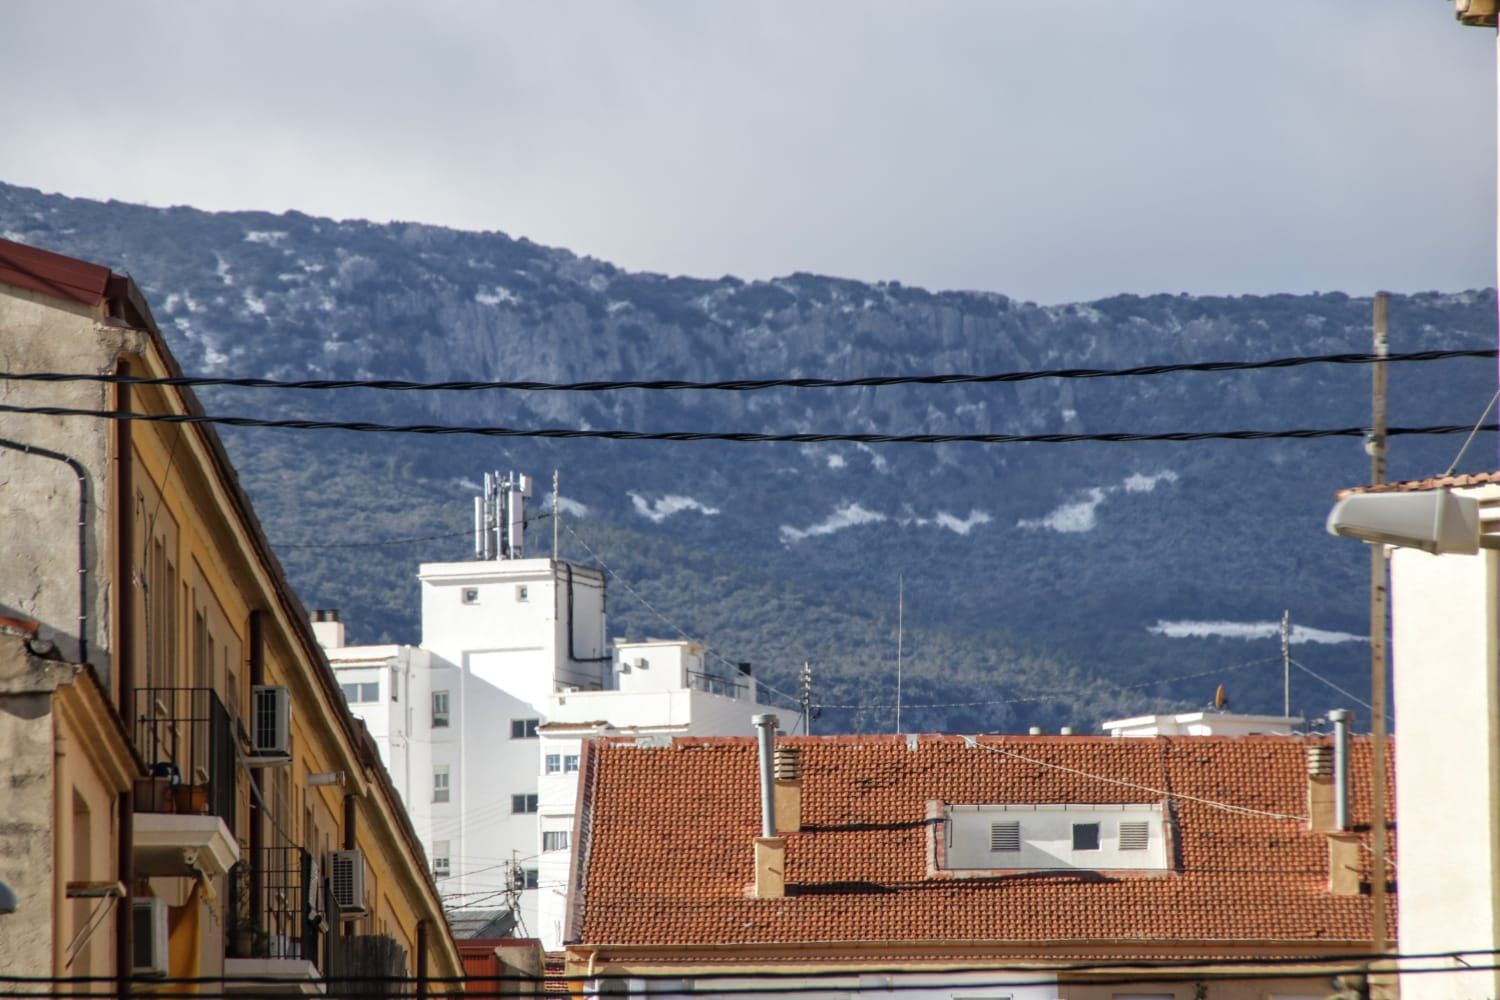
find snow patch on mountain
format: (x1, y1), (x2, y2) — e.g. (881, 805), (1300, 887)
(1149, 620), (1364, 644)
(1020, 470), (1179, 534)
(780, 503), (886, 544)
(629, 492), (721, 523)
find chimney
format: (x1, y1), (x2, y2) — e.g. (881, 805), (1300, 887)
(752, 714), (785, 899)
(1328, 832), (1361, 895)
(311, 609), (345, 649)
(774, 745), (803, 834)
(1027, 726), (1043, 735)
(1058, 726), (1075, 736)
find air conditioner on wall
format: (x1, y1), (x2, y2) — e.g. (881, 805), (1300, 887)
(250, 685), (292, 760)
(131, 898), (169, 977)
(329, 849), (369, 919)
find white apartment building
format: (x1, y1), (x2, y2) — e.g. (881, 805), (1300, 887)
(317, 473), (786, 948)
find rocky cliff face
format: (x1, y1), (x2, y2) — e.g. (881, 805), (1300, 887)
(2, 181), (1492, 732)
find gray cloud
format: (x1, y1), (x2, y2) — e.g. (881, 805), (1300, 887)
(0, 1), (1491, 303)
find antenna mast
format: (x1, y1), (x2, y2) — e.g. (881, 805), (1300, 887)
(895, 573), (904, 734)
(552, 468), (561, 561)
(1281, 609), (1291, 717)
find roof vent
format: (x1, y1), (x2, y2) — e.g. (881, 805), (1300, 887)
(773, 746), (802, 781)
(1119, 821), (1150, 851)
(989, 821), (1021, 852)
(1306, 746), (1333, 776)
(1028, 726), (1043, 735)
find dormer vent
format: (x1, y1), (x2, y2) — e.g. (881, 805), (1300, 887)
(1306, 746), (1333, 776)
(773, 746), (802, 781)
(989, 821), (1021, 852)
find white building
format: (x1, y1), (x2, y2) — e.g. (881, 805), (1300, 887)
(319, 474), (785, 949)
(533, 639), (777, 947)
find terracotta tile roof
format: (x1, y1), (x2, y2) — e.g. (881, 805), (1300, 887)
(573, 734), (1393, 951)
(1339, 470), (1500, 496)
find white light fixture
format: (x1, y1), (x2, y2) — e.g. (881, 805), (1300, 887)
(1325, 489), (1481, 554)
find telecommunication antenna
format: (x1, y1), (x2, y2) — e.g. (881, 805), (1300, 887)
(895, 573), (904, 734)
(800, 661), (813, 736)
(472, 470), (533, 560)
(1281, 610), (1291, 718)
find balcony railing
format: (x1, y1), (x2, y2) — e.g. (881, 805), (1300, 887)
(132, 686), (237, 829)
(686, 669), (746, 700)
(229, 846), (323, 970)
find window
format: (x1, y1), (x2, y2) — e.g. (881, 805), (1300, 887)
(390, 665), (399, 702)
(433, 766), (450, 804)
(518, 866), (539, 889)
(516, 584), (529, 602)
(340, 681), (379, 704)
(542, 831), (570, 852)
(545, 754), (562, 775)
(511, 793), (538, 814)
(462, 587), (480, 604)
(1072, 822), (1100, 851)
(564, 754), (580, 774)
(1119, 821), (1150, 851)
(432, 690), (450, 728)
(510, 718), (539, 739)
(989, 821), (1020, 852)
(432, 839), (450, 878)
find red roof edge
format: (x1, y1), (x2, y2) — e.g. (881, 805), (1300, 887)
(0, 238), (113, 307)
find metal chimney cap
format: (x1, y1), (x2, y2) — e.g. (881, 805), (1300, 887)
(752, 714), (779, 727)
(1328, 708), (1352, 723)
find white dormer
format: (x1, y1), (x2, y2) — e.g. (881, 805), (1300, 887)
(943, 803), (1168, 872)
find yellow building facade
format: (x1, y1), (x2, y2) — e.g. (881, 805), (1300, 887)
(0, 238), (463, 994)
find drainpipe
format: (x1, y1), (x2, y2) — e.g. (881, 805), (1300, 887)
(1330, 709), (1352, 832)
(0, 437), (90, 666)
(752, 715), (785, 899)
(754, 715), (777, 838)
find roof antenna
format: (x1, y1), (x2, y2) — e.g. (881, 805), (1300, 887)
(1214, 684), (1229, 712)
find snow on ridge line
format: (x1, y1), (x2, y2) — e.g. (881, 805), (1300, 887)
(780, 502), (885, 544)
(1148, 620), (1365, 644)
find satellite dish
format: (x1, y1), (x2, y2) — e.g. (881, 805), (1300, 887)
(1214, 684), (1228, 711)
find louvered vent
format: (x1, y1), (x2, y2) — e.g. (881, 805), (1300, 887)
(1119, 821), (1150, 851)
(989, 821), (1021, 852)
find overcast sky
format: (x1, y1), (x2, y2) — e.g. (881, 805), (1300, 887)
(1, 2), (1494, 303)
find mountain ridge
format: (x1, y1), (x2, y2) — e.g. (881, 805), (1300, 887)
(2, 179), (1492, 733)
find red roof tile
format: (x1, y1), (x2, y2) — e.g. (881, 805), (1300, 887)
(1339, 470), (1500, 496)
(573, 734), (1393, 950)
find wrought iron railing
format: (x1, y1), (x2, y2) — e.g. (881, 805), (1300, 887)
(228, 845), (323, 970)
(686, 669), (746, 700)
(132, 686), (237, 828)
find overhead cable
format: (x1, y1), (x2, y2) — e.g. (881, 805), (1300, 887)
(0, 400), (1492, 446)
(0, 347), (1489, 394)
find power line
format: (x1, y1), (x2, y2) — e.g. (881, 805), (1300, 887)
(0, 399), (1492, 445)
(0, 347), (1489, 394)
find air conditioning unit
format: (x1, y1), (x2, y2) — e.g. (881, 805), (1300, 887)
(250, 685), (292, 759)
(131, 897), (169, 977)
(329, 849), (368, 919)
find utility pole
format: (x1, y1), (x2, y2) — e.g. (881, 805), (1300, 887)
(552, 468), (561, 561)
(800, 661), (813, 736)
(1368, 292), (1390, 960)
(1280, 610), (1291, 718)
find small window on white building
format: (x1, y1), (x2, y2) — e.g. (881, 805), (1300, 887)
(511, 718), (539, 739)
(516, 584), (529, 602)
(542, 831), (570, 852)
(512, 793), (538, 814)
(989, 821), (1020, 852)
(462, 588), (480, 605)
(545, 754), (562, 775)
(518, 866), (539, 890)
(433, 766), (450, 804)
(1072, 822), (1100, 851)
(432, 839), (450, 877)
(564, 754), (580, 774)
(432, 690), (450, 728)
